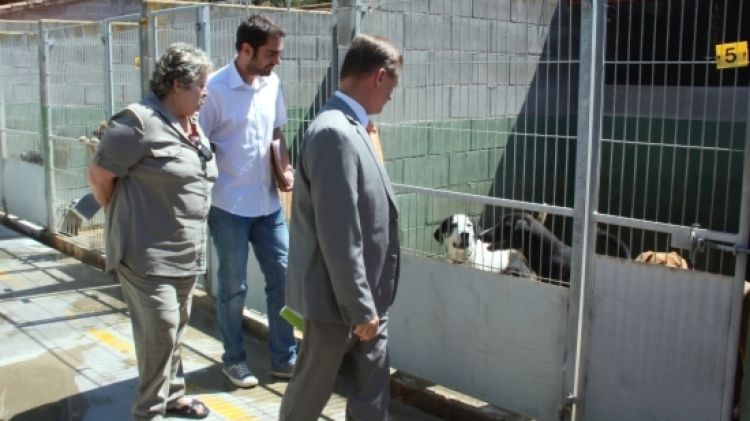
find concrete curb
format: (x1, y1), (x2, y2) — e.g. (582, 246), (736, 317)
(1, 213), (524, 421)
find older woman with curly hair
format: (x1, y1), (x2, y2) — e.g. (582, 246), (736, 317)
(88, 43), (216, 420)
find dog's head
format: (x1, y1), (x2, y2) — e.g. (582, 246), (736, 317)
(433, 214), (477, 262)
(478, 212), (538, 250)
(635, 251), (689, 269)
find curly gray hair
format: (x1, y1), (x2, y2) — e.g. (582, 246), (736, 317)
(150, 43), (213, 99)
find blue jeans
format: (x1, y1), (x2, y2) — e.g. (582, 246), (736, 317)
(209, 206), (296, 370)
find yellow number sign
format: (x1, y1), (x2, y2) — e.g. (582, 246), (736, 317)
(716, 41), (749, 69)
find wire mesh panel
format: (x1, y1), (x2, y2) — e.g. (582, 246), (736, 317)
(111, 21), (142, 112)
(360, 0), (580, 285)
(45, 22), (107, 248)
(598, 0), (749, 275)
(208, 4), (336, 167)
(0, 23), (41, 163)
(153, 7), (199, 57)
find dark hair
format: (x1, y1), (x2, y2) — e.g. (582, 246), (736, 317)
(150, 43), (212, 100)
(235, 15), (285, 53)
(339, 34), (403, 80)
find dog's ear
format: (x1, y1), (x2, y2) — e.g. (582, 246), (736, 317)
(433, 217), (452, 243)
(635, 250), (654, 263)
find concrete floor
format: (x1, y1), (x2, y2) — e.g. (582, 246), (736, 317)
(0, 225), (443, 421)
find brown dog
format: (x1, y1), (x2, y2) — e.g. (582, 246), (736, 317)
(634, 251), (689, 269)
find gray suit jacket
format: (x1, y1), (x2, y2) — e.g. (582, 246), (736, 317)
(286, 95), (400, 325)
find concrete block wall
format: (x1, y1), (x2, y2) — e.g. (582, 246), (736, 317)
(351, 0), (561, 252)
(208, 5), (335, 152)
(111, 24), (142, 110)
(45, 23), (108, 151)
(209, 5), (335, 97)
(0, 3), (335, 168)
(0, 0), (568, 232)
(0, 31), (41, 160)
(0, 0), (572, 254)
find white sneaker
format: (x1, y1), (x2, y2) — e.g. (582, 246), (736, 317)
(222, 362), (259, 388)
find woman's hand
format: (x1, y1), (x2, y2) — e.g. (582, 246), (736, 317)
(87, 164), (117, 208)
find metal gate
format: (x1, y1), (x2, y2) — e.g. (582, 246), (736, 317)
(579, 1), (750, 420)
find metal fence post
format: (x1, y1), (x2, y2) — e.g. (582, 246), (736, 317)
(354, 0), (365, 35)
(334, 0), (359, 71)
(101, 20), (114, 119)
(565, 0), (606, 419)
(0, 48), (6, 211)
(38, 21), (56, 234)
(725, 82), (750, 421)
(330, 0), (339, 93)
(196, 3), (212, 296)
(196, 4), (211, 58)
(139, 4), (156, 98)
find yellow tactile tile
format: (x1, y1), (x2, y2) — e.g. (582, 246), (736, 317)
(87, 327), (134, 355)
(198, 394), (259, 420)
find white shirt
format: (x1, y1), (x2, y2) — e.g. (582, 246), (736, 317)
(199, 61), (288, 217)
(334, 90), (368, 127)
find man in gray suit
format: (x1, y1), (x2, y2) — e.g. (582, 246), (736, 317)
(279, 34), (402, 421)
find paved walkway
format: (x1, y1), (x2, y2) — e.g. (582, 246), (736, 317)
(0, 225), (442, 421)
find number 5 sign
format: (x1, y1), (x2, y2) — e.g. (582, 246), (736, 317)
(716, 41), (749, 69)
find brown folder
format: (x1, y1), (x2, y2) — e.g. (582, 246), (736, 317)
(270, 139), (292, 191)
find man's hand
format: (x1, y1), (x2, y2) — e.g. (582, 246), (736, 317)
(353, 315), (379, 342)
(280, 166), (294, 192)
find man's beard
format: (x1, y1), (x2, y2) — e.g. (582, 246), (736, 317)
(248, 62), (273, 77)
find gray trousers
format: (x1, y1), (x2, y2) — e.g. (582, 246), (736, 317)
(279, 317), (390, 421)
(117, 264), (196, 421)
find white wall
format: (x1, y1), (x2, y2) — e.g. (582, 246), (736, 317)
(3, 160), (47, 227)
(390, 255), (569, 421)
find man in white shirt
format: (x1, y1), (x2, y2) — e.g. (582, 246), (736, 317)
(199, 15), (296, 388)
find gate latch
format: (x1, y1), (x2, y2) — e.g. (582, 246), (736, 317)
(688, 224), (750, 263)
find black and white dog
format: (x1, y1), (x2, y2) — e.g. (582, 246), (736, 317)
(478, 212), (632, 284)
(433, 214), (534, 276)
(478, 212), (571, 282)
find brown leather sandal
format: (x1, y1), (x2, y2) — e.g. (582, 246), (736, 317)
(166, 398), (210, 419)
